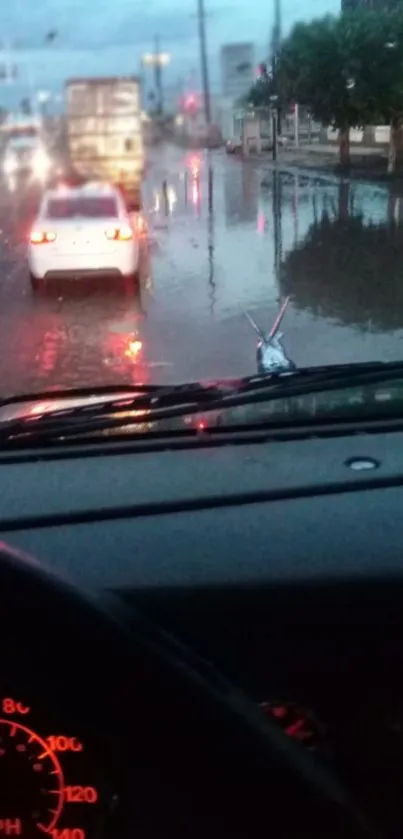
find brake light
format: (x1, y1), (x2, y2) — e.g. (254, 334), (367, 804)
(30, 230), (56, 244)
(105, 224), (133, 241)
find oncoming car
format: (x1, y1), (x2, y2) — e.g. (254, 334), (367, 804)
(3, 135), (52, 180)
(28, 182), (140, 290)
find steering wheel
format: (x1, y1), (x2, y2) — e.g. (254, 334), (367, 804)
(0, 543), (375, 839)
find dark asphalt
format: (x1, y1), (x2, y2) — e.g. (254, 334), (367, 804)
(0, 144), (403, 398)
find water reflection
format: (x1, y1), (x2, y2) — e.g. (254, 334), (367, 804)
(273, 168), (282, 286)
(281, 179), (403, 331)
(29, 286), (149, 392)
(224, 163), (259, 227)
(207, 162), (216, 315)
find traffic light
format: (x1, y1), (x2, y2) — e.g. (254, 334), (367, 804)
(182, 93), (199, 116)
(185, 94), (197, 110)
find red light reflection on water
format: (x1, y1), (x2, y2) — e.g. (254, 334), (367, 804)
(192, 180), (199, 205)
(125, 339), (143, 359)
(186, 153), (201, 179)
(105, 332), (149, 385)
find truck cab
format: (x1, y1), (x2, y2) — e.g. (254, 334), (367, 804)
(2, 127), (51, 180)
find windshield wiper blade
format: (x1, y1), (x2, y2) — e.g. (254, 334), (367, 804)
(2, 359), (403, 445)
(1, 359), (399, 411)
(0, 381), (238, 443)
(0, 383), (165, 409)
(0, 377), (248, 411)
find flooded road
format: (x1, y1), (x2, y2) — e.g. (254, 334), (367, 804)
(0, 143), (403, 396)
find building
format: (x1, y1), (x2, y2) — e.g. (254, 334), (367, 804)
(220, 43), (255, 103)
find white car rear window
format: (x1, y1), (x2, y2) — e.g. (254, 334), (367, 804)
(45, 197), (118, 219)
(8, 139), (38, 151)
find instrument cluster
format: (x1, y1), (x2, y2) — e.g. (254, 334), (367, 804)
(0, 692), (117, 839)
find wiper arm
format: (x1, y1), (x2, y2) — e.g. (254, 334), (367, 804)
(2, 360), (403, 445)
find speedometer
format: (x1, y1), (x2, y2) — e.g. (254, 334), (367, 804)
(0, 694), (111, 839)
(0, 718), (64, 834)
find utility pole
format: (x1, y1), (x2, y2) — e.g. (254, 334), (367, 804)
(271, 0), (282, 137)
(154, 35), (163, 115)
(272, 0), (281, 59)
(197, 0), (211, 127)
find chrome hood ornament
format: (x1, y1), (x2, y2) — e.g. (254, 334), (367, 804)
(245, 296), (296, 375)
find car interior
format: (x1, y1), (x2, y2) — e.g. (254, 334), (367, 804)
(1, 419), (402, 838)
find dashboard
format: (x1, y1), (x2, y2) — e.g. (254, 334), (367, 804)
(1, 423), (403, 837)
(128, 581), (403, 837)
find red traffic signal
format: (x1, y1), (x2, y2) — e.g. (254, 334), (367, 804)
(183, 94), (199, 114)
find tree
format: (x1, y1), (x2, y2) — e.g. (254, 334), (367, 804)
(337, 7), (403, 171)
(277, 8), (403, 170)
(277, 15), (370, 165)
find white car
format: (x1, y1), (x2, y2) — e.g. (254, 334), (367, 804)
(28, 182), (140, 290)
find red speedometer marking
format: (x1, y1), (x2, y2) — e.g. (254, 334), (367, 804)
(285, 718), (305, 737)
(260, 701), (324, 751)
(0, 719), (64, 833)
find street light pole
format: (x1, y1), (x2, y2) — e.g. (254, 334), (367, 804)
(142, 42), (171, 117)
(197, 0), (211, 127)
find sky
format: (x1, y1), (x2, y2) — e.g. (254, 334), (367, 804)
(0, 0), (339, 109)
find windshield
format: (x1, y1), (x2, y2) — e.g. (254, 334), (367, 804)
(1, 1), (403, 415)
(45, 196), (118, 219)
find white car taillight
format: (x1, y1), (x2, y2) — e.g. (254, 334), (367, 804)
(4, 155), (17, 175)
(30, 230), (57, 244)
(32, 151), (51, 177)
(105, 224), (133, 241)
